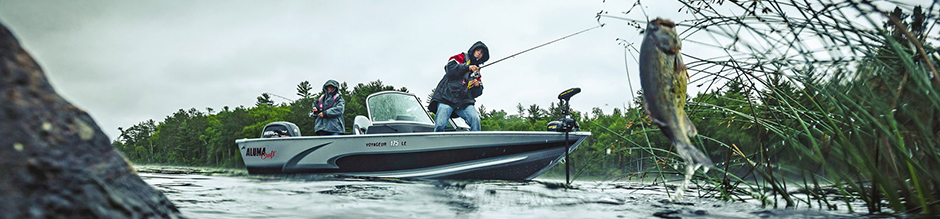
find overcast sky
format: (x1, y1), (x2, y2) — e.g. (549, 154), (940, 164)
(0, 0), (923, 139)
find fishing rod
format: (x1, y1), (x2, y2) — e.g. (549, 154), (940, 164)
(264, 92), (295, 102)
(477, 24), (606, 70)
(466, 24), (605, 88)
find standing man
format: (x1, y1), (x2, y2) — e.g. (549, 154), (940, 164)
(311, 80), (345, 135)
(429, 41), (490, 132)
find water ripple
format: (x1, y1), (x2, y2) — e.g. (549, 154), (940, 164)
(137, 166), (870, 218)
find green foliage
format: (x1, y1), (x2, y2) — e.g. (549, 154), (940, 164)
(296, 80), (314, 99)
(114, 80), (407, 168)
(255, 93), (274, 107)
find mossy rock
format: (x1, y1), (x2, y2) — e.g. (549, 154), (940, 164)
(0, 22), (182, 218)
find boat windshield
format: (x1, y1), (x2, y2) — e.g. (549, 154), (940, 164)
(367, 92), (434, 124)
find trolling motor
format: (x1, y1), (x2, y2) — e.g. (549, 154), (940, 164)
(548, 88), (581, 132)
(550, 87), (580, 186)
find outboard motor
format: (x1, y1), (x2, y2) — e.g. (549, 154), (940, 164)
(260, 121), (301, 138)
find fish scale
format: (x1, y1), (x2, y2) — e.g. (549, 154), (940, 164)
(639, 18), (713, 169)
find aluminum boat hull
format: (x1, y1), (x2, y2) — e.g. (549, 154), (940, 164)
(236, 131), (590, 180)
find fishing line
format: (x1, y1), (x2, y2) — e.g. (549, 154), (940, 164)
(478, 24), (606, 70)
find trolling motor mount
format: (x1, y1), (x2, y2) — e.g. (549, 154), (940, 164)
(547, 88), (581, 132)
(554, 87), (581, 186)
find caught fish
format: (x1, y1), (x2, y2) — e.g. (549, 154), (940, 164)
(639, 18), (713, 169)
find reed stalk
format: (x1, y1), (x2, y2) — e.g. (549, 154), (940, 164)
(597, 0), (940, 215)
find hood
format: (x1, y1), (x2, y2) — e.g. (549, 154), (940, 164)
(467, 41), (489, 65)
(322, 80), (340, 94)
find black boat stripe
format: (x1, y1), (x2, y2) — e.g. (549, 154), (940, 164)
(282, 142), (332, 171)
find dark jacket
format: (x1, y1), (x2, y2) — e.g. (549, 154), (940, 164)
(311, 80), (345, 134)
(428, 41), (489, 115)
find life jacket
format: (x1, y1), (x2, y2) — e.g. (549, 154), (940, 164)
(318, 93), (341, 110)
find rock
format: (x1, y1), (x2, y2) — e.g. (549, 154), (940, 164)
(652, 210), (680, 219)
(0, 22), (182, 218)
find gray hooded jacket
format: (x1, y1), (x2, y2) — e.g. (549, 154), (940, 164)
(311, 80), (345, 134)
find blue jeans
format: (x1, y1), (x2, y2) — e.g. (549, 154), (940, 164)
(434, 103), (481, 132)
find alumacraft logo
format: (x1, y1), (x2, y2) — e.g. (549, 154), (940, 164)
(245, 147), (276, 160)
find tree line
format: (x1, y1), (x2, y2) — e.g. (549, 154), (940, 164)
(109, 75), (806, 179)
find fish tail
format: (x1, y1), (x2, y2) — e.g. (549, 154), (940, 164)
(673, 139), (713, 170)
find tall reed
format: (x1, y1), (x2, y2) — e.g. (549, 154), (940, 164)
(599, 0), (940, 214)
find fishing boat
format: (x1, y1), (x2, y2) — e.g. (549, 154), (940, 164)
(235, 90), (590, 180)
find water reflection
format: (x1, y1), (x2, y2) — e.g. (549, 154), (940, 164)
(137, 166), (871, 218)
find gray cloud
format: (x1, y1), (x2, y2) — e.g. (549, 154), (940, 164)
(0, 0), (742, 139)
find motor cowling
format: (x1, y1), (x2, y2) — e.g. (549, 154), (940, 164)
(547, 118), (579, 132)
(260, 122), (301, 138)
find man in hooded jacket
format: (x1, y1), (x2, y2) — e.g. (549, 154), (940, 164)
(311, 80), (345, 135)
(429, 41), (489, 132)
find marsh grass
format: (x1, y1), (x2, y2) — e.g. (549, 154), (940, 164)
(596, 0), (940, 215)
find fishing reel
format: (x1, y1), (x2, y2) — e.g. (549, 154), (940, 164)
(469, 71), (481, 80)
(467, 71), (482, 89)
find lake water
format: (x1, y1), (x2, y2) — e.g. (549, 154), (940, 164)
(136, 166), (881, 218)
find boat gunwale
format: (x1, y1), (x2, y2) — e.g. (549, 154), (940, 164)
(235, 131), (591, 144)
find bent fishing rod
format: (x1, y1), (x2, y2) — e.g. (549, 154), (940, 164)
(477, 24), (606, 70)
(465, 24), (604, 89)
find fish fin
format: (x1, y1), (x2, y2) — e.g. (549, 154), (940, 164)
(674, 55), (686, 73)
(683, 114), (697, 137)
(651, 117), (668, 128)
(673, 139), (713, 170)
(675, 55), (690, 80)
